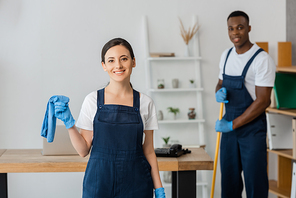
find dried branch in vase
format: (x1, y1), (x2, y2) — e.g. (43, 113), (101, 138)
(179, 17), (200, 45)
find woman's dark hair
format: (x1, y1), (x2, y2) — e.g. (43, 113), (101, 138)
(227, 10), (249, 24)
(101, 38), (135, 63)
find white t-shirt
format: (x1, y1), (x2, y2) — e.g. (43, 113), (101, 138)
(218, 43), (276, 100)
(76, 91), (159, 133)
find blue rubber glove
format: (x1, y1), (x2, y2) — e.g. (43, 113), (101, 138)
(215, 87), (229, 103)
(215, 118), (233, 133)
(54, 100), (75, 129)
(155, 187), (166, 198)
(54, 102), (68, 112)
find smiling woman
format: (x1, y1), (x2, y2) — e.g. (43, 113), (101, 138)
(53, 38), (166, 198)
(102, 44), (135, 86)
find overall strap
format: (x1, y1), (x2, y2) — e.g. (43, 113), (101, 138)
(133, 89), (140, 109)
(97, 88), (105, 107)
(223, 48), (233, 74)
(241, 48), (264, 78)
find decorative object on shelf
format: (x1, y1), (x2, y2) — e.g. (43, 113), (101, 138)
(179, 17), (200, 57)
(157, 110), (164, 120)
(189, 79), (195, 88)
(157, 79), (165, 89)
(188, 108), (196, 120)
(150, 52), (175, 57)
(167, 107), (180, 120)
(172, 79), (179, 88)
(162, 136), (171, 148)
(184, 45), (190, 57)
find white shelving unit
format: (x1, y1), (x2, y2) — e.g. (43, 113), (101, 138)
(143, 15), (205, 147)
(143, 16), (207, 198)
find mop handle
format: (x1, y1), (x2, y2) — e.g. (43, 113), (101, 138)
(210, 102), (224, 198)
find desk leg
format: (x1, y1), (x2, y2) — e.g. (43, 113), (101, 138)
(0, 173), (8, 198)
(172, 171), (196, 198)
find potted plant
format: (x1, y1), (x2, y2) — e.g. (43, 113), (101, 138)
(157, 79), (165, 89)
(162, 136), (171, 148)
(189, 79), (195, 88)
(167, 107), (180, 120)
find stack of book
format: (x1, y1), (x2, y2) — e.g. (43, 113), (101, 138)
(150, 52), (175, 57)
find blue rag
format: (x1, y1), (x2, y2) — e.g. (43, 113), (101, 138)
(41, 95), (70, 143)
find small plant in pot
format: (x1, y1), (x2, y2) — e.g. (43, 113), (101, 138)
(162, 136), (171, 148)
(167, 107), (180, 120)
(189, 79), (195, 88)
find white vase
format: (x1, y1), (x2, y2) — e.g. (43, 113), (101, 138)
(170, 113), (176, 120)
(172, 79), (179, 88)
(184, 44), (190, 57)
(168, 113), (176, 120)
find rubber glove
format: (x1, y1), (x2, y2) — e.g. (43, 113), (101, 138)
(155, 187), (166, 198)
(215, 118), (233, 133)
(54, 102), (68, 113)
(215, 87), (229, 103)
(54, 100), (75, 129)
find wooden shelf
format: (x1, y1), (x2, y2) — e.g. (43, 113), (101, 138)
(267, 149), (295, 160)
(149, 88), (203, 92)
(267, 65), (296, 198)
(276, 66), (296, 73)
(266, 107), (296, 117)
(147, 57), (202, 61)
(158, 119), (205, 124)
(269, 180), (290, 198)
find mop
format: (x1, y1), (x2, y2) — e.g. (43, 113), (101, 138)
(210, 103), (224, 198)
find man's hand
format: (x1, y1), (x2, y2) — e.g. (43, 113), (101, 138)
(215, 118), (233, 133)
(215, 87), (229, 103)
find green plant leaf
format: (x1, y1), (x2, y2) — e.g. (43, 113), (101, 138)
(162, 136), (170, 144)
(167, 107), (180, 115)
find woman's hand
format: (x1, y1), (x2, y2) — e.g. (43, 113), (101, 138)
(54, 101), (75, 129)
(143, 130), (163, 190)
(155, 187), (166, 198)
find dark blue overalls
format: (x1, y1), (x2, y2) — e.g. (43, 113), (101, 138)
(220, 48), (268, 198)
(82, 88), (154, 198)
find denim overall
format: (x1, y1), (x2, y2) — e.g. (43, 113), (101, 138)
(82, 88), (154, 198)
(220, 48), (268, 198)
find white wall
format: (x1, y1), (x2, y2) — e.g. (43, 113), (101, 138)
(0, 0), (285, 197)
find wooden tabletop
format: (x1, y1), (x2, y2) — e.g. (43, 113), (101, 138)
(157, 148), (213, 171)
(0, 148), (213, 173)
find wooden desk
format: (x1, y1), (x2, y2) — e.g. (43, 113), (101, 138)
(0, 148), (213, 198)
